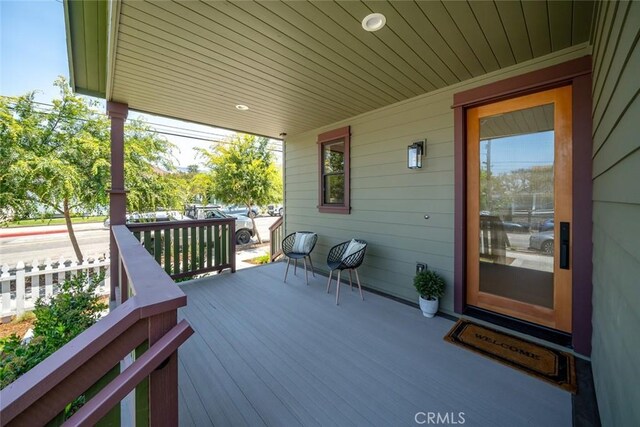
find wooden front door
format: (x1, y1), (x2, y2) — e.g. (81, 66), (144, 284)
(466, 86), (573, 332)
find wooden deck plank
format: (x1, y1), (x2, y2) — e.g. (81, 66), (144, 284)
(193, 274), (416, 425)
(178, 358), (213, 426)
(187, 295), (329, 426)
(178, 316), (267, 426)
(184, 296), (308, 426)
(177, 263), (572, 426)
(193, 271), (555, 425)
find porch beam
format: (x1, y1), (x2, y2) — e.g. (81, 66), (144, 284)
(107, 101), (128, 303)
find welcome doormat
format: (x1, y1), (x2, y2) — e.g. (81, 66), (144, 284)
(444, 320), (576, 393)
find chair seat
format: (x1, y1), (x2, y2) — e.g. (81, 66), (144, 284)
(285, 252), (308, 260)
(327, 260), (343, 270)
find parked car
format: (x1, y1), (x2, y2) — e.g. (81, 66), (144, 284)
(222, 204), (260, 218)
(266, 204), (283, 216)
(529, 230), (554, 255)
(184, 205), (255, 245)
(479, 212), (528, 233)
(539, 218), (554, 232)
(501, 221), (530, 233)
(103, 211), (189, 228)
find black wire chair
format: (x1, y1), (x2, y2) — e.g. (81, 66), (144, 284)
(326, 239), (367, 305)
(282, 231), (318, 285)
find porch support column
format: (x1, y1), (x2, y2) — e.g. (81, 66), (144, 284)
(107, 101), (128, 303)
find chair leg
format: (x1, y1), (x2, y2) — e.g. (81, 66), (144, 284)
(307, 255), (316, 277)
(355, 269), (364, 301)
(348, 270), (353, 291)
(303, 257), (308, 285)
(284, 258), (291, 283)
(294, 259), (298, 275)
(326, 270), (333, 293)
(336, 270), (342, 305)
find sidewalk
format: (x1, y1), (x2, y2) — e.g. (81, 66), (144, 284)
(0, 222), (105, 238)
(235, 243), (271, 270)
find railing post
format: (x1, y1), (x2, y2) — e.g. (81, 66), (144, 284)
(269, 217), (284, 262)
(120, 257), (129, 304)
(147, 310), (179, 425)
(230, 220), (236, 273)
(107, 101), (128, 304)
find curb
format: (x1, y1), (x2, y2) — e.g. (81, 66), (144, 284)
(0, 229), (69, 238)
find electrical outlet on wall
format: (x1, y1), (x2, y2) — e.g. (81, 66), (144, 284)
(416, 263), (427, 273)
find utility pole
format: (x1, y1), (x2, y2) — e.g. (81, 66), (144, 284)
(486, 139), (492, 212)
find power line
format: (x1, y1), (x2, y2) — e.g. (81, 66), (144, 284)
(3, 102), (283, 152)
(3, 99), (283, 141)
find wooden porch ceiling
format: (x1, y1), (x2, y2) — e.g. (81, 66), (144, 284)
(66, 0), (595, 138)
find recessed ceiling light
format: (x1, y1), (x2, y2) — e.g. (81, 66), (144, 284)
(235, 104), (249, 111)
(362, 13), (386, 32)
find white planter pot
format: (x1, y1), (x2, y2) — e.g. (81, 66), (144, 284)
(419, 296), (439, 318)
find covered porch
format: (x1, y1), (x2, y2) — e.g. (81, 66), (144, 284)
(177, 262), (571, 426)
(2, 0), (634, 424)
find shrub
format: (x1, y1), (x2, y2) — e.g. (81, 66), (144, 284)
(413, 270), (446, 301)
(0, 273), (107, 389)
(247, 253), (270, 265)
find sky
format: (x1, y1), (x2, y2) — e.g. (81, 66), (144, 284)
(0, 0), (255, 168)
(480, 131), (554, 175)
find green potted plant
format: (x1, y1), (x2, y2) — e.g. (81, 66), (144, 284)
(414, 270), (445, 318)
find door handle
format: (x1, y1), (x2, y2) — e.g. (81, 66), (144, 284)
(560, 222), (570, 269)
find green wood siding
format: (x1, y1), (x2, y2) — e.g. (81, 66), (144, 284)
(284, 44), (589, 312)
(591, 2), (640, 425)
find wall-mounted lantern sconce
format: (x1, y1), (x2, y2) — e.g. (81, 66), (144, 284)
(408, 140), (425, 169)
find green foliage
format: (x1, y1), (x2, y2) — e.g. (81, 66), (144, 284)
(176, 170), (216, 205)
(1, 78), (178, 260)
(413, 270), (446, 300)
(123, 118), (181, 212)
(247, 253), (270, 265)
(480, 165), (554, 215)
(198, 134), (283, 242)
(198, 134), (282, 207)
(6, 216), (106, 228)
(1, 79), (111, 222)
(11, 311), (36, 323)
(0, 273), (107, 389)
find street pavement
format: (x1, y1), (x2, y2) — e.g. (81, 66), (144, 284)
(0, 217), (280, 268)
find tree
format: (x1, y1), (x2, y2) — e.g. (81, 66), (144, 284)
(0, 77), (178, 262)
(173, 169), (216, 206)
(198, 135), (282, 243)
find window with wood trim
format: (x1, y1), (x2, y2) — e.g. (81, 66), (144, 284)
(318, 126), (350, 214)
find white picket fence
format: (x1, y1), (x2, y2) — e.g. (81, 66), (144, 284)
(0, 257), (110, 320)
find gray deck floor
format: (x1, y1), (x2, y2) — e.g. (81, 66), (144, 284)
(177, 263), (571, 427)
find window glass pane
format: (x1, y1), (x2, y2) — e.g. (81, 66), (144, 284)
(478, 103), (555, 308)
(324, 174), (344, 205)
(324, 140), (344, 173)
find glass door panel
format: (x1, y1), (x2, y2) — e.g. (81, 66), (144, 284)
(479, 104), (555, 309)
(466, 86), (573, 332)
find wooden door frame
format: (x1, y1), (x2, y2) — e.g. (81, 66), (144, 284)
(452, 56), (594, 356)
(466, 86), (573, 332)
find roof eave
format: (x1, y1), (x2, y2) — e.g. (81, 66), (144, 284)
(63, 0), (108, 98)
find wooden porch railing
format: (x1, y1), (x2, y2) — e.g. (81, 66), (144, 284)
(269, 216), (284, 262)
(0, 225), (194, 426)
(127, 218), (236, 279)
